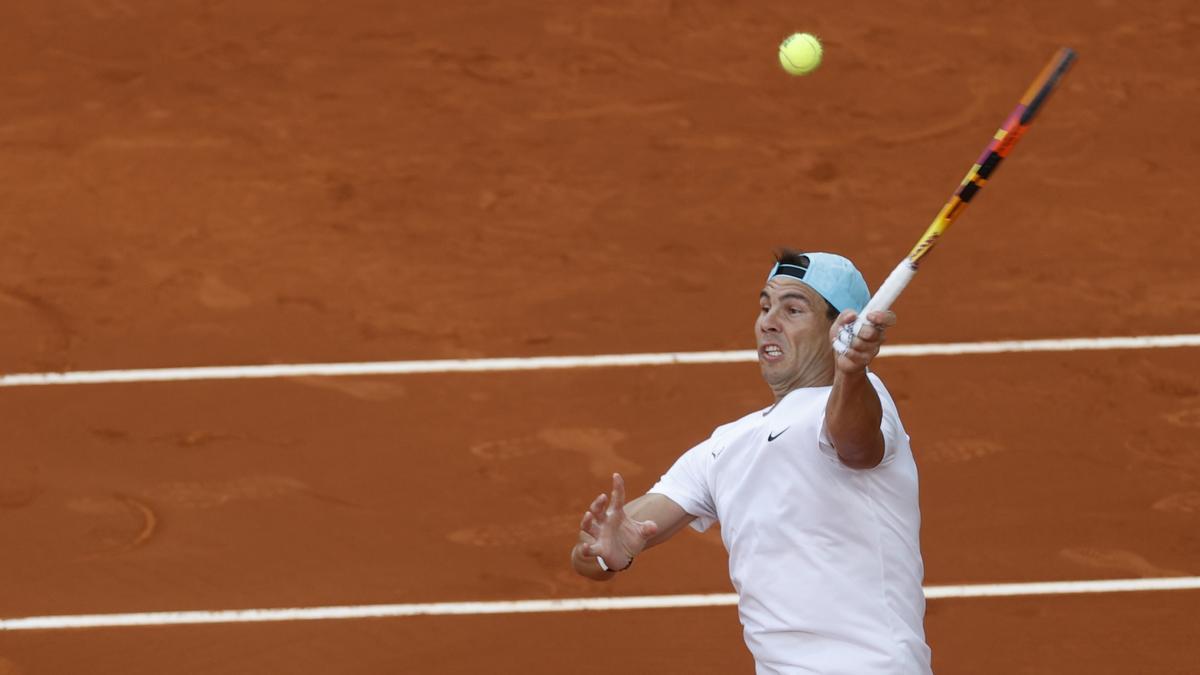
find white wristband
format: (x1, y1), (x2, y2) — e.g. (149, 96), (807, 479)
(596, 555), (631, 572)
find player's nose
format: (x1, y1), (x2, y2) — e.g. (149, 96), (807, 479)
(758, 309), (782, 333)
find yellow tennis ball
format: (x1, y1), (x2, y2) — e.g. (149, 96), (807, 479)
(778, 33), (823, 76)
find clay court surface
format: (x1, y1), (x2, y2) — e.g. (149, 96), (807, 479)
(1, 1), (1198, 673)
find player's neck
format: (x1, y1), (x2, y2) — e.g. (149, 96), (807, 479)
(768, 363), (835, 404)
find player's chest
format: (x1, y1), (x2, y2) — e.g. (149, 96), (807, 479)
(709, 400), (835, 495)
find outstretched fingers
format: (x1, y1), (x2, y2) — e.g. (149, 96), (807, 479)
(589, 492), (608, 521)
(609, 472), (628, 513)
(580, 511), (601, 539)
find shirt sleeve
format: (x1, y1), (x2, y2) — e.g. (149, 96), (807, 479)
(871, 372), (909, 464)
(647, 434), (720, 532)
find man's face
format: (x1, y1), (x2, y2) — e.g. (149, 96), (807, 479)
(756, 277), (837, 391)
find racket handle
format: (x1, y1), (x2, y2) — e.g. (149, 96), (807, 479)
(833, 261), (917, 354)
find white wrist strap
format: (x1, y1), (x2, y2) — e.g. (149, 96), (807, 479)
(596, 555), (631, 572)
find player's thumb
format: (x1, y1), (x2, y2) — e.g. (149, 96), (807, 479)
(639, 520), (659, 540)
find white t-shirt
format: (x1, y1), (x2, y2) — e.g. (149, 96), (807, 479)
(649, 373), (931, 675)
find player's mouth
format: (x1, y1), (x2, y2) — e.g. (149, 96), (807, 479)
(759, 343), (784, 362)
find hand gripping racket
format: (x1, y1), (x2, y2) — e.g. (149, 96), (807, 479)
(834, 47), (1077, 354)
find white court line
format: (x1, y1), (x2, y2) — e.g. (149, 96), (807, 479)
(2, 577), (1199, 631)
(1, 334), (1198, 388)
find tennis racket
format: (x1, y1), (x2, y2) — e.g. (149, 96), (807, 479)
(834, 47), (1077, 354)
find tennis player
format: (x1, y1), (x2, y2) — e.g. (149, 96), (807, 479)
(570, 250), (932, 674)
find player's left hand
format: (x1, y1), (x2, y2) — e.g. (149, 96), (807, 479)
(830, 309), (896, 374)
(577, 473), (657, 572)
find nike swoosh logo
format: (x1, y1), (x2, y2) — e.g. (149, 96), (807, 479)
(768, 427), (790, 442)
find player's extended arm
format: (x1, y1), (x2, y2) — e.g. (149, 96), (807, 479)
(825, 309), (897, 469)
(570, 473), (695, 581)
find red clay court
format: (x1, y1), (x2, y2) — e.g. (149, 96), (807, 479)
(1, 1), (1198, 673)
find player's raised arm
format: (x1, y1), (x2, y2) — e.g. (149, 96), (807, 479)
(824, 309), (897, 469)
(570, 473), (694, 580)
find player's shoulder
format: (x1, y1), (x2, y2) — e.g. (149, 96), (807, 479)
(712, 405), (770, 438)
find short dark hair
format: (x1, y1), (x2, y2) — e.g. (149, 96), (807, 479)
(774, 249), (840, 322)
